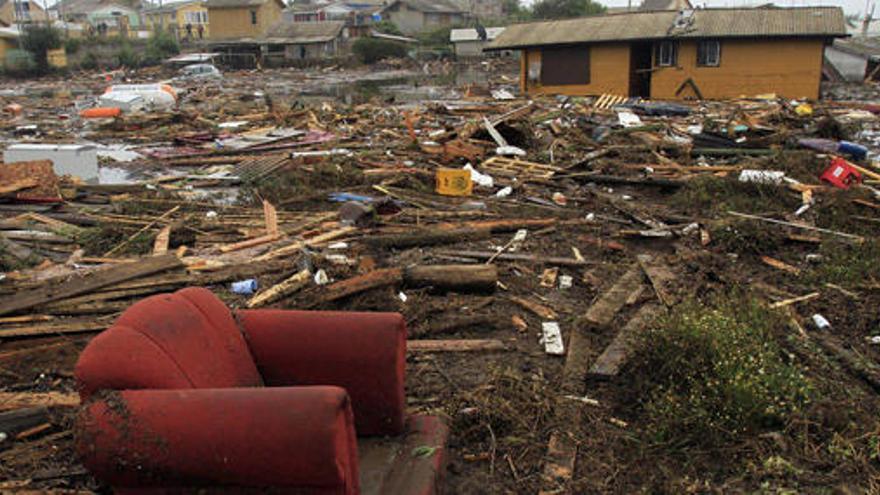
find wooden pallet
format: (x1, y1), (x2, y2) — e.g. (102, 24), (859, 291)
(594, 93), (628, 110)
(479, 156), (562, 179)
(232, 154), (290, 182)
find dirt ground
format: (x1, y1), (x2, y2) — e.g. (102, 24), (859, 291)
(2, 61), (880, 494)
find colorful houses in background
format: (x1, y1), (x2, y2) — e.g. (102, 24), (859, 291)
(143, 0), (209, 40)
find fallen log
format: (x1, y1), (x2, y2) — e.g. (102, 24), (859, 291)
(0, 254), (183, 317)
(304, 268), (404, 308)
(404, 265), (497, 292)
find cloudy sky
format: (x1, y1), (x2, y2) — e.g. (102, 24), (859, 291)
(596, 0), (869, 15)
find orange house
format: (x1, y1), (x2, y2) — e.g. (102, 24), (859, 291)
(487, 7), (848, 100)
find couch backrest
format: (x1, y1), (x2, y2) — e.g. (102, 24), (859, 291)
(76, 287), (263, 400)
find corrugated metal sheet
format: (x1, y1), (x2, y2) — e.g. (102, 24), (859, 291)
(488, 7), (847, 50)
(265, 20), (345, 43)
(450, 27), (505, 42)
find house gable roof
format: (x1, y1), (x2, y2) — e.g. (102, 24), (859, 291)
(388, 0), (464, 14)
(206, 0), (284, 9)
(487, 6), (847, 50)
(264, 19), (344, 42)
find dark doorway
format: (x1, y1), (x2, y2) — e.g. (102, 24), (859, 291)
(629, 42), (652, 98)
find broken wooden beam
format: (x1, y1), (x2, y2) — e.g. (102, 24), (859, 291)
(0, 254), (183, 317)
(247, 269), (311, 308)
(407, 339), (507, 352)
(0, 392), (79, 410)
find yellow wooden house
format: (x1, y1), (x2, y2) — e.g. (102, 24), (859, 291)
(487, 7), (848, 100)
(205, 0), (283, 40)
(145, 0), (210, 40)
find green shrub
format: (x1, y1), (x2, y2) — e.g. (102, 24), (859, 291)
(80, 51), (99, 70)
(144, 29), (180, 65)
(20, 25), (62, 74)
(372, 20), (403, 36)
(634, 295), (812, 449)
(64, 37), (81, 54)
(352, 38), (407, 64)
(3, 49), (37, 76)
(116, 42), (141, 68)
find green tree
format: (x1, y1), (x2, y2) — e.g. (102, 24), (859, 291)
(372, 20), (403, 36)
(20, 26), (62, 75)
(144, 28), (180, 65)
(531, 0), (605, 20)
(352, 38), (408, 64)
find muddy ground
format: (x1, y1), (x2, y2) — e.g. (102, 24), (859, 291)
(1, 63), (880, 494)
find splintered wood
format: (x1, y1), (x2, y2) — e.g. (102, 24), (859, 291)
(479, 156), (562, 180)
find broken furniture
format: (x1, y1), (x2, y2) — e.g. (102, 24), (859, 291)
(74, 287), (448, 494)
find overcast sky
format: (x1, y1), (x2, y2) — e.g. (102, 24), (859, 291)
(595, 0), (870, 15)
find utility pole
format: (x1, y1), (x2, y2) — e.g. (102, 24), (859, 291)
(863, 0), (875, 37)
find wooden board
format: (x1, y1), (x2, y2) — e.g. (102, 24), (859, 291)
(479, 156), (562, 179)
(0, 392), (80, 410)
(0, 254), (183, 317)
(589, 304), (664, 378)
(637, 254), (678, 307)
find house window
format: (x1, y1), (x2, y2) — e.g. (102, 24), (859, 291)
(540, 46), (590, 86)
(654, 41), (678, 67)
(697, 40), (720, 67)
(250, 9), (257, 24)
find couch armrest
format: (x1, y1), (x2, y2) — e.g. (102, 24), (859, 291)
(236, 309), (406, 436)
(76, 386), (359, 494)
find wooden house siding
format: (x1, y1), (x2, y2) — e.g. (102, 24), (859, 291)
(521, 43), (631, 96)
(650, 38), (825, 100)
(209, 1), (281, 39)
(520, 38), (826, 100)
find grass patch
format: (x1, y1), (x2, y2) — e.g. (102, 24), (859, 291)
(710, 218), (787, 254)
(672, 176), (801, 217)
(806, 240), (880, 286)
(240, 161), (366, 207)
(631, 295), (812, 450)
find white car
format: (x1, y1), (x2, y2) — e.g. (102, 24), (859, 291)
(177, 63), (222, 80)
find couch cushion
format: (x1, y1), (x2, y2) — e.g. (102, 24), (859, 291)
(76, 287), (262, 399)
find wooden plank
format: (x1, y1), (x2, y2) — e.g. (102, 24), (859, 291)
(637, 254), (678, 307)
(509, 295), (557, 319)
(589, 304), (664, 378)
(247, 269), (311, 308)
(305, 268), (403, 308)
(0, 320), (108, 337)
(0, 254), (183, 317)
(0, 392), (79, 410)
(406, 339), (507, 352)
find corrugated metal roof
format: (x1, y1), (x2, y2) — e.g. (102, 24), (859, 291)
(264, 19), (344, 43)
(389, 0), (464, 14)
(487, 7), (847, 50)
(450, 26), (504, 42)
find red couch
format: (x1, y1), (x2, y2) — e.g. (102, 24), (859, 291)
(74, 287), (447, 494)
